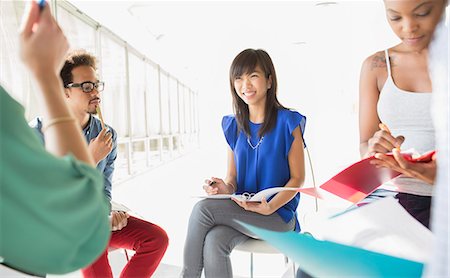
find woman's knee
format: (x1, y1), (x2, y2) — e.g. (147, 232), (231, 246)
(204, 228), (233, 256)
(190, 199), (217, 220)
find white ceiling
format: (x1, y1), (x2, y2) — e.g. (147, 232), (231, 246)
(69, 0), (397, 91)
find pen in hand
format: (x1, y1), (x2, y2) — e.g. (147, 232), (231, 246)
(379, 123), (401, 151)
(379, 123), (391, 133)
(38, 0), (46, 11)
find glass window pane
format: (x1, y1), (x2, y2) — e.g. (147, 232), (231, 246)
(173, 135), (181, 152)
(100, 33), (128, 137)
(113, 142), (130, 182)
(162, 136), (171, 158)
(147, 64), (160, 135)
(184, 89), (192, 133)
(160, 72), (170, 134)
(193, 92), (198, 132)
(169, 76), (179, 134)
(131, 140), (147, 173)
(0, 1), (27, 106)
(56, 7), (96, 53)
(178, 85), (186, 133)
(189, 91), (195, 133)
(128, 53), (146, 137)
(149, 138), (161, 166)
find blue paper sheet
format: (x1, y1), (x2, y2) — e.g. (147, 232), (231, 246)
(238, 222), (424, 277)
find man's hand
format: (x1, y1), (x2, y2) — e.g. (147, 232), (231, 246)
(88, 128), (113, 165)
(110, 211), (129, 231)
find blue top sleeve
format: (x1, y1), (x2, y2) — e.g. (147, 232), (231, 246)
(284, 110), (307, 157)
(222, 115), (238, 150)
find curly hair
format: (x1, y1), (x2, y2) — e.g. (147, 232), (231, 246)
(60, 49), (97, 87)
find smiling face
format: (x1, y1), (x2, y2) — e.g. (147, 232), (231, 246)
(65, 65), (101, 115)
(233, 65), (272, 108)
(384, 0), (445, 52)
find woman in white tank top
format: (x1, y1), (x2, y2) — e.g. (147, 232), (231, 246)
(358, 0), (446, 228)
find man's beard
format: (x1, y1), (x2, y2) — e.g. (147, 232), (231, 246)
(87, 107), (97, 115)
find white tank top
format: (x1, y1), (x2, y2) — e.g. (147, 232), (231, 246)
(377, 49), (435, 196)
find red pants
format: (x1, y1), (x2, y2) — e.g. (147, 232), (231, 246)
(82, 216), (168, 278)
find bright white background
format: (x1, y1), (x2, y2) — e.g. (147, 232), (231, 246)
(2, 1), (402, 277)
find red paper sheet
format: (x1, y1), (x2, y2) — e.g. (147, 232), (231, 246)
(320, 150), (435, 203)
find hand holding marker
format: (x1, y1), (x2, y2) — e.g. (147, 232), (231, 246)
(379, 123), (401, 151)
(38, 0), (45, 11)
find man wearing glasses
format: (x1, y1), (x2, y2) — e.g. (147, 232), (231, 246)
(29, 49), (168, 277)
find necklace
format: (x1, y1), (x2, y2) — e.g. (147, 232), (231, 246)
(247, 136), (264, 150)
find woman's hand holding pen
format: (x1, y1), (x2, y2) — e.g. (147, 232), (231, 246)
(366, 123), (405, 157)
(203, 177), (234, 195)
(370, 123), (436, 184)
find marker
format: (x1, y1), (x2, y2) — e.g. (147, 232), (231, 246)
(96, 106), (105, 130)
(209, 181), (216, 186)
(378, 123), (391, 133)
(38, 0), (46, 11)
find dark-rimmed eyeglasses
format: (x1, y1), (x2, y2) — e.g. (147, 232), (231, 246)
(65, 81), (105, 93)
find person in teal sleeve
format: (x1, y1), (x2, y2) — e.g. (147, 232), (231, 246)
(182, 48), (307, 278)
(0, 1), (109, 275)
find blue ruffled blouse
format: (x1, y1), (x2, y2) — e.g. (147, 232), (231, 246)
(222, 109), (306, 232)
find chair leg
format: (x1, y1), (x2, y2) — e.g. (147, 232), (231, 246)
(250, 252), (254, 278)
(292, 261), (296, 278)
(284, 256), (296, 278)
(124, 249), (130, 262)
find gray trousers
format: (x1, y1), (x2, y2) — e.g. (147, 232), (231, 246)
(181, 199), (295, 278)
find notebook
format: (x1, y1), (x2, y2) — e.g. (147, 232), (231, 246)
(195, 186), (321, 202)
(320, 149), (435, 203)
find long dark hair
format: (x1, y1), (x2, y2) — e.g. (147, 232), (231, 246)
(229, 48), (286, 137)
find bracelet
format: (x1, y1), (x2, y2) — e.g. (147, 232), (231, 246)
(227, 182), (237, 192)
(42, 116), (77, 132)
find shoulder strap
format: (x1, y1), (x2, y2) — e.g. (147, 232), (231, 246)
(384, 49), (392, 77)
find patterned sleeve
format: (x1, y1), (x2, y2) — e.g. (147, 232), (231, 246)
(221, 115), (238, 150)
(284, 110), (307, 157)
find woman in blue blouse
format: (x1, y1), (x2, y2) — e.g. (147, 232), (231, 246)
(182, 49), (306, 278)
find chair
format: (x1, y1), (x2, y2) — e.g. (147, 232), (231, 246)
(234, 146), (319, 278)
(234, 238), (295, 278)
(108, 247), (130, 262)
